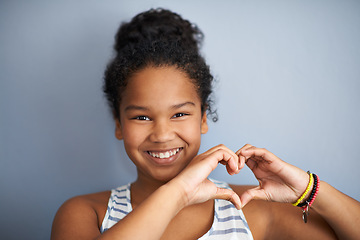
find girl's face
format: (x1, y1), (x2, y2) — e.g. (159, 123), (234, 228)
(115, 66), (208, 182)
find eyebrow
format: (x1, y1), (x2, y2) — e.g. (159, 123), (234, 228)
(171, 101), (196, 110)
(124, 105), (149, 112)
(124, 101), (196, 112)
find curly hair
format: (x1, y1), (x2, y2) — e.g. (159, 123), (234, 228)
(103, 8), (217, 121)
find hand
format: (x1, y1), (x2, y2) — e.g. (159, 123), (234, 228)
(236, 144), (310, 208)
(173, 144), (245, 209)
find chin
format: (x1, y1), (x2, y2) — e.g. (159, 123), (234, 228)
(149, 168), (184, 183)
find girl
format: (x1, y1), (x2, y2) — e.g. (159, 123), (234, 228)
(51, 8), (360, 240)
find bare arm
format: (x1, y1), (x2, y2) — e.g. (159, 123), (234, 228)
(237, 144), (360, 239)
(51, 196), (105, 240)
(99, 181), (187, 240)
(100, 145), (242, 239)
(51, 183), (187, 240)
(232, 185), (337, 240)
(309, 181), (360, 240)
(51, 145), (242, 240)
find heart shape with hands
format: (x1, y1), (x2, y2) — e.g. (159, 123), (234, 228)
(174, 144), (310, 209)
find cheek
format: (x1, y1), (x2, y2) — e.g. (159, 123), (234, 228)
(178, 120), (202, 146)
(121, 124), (145, 149)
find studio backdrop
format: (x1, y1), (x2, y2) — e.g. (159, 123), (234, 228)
(1, 1), (359, 239)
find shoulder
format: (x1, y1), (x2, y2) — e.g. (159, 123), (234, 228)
(57, 191), (111, 218)
(51, 191), (111, 239)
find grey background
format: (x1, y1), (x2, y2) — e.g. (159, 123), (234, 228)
(1, 0), (359, 239)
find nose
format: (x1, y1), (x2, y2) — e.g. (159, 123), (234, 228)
(149, 120), (175, 143)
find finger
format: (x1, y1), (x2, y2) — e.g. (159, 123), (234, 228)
(225, 160), (239, 175)
(215, 144), (239, 164)
(218, 159), (239, 175)
(203, 145), (239, 173)
(181, 147), (241, 187)
(204, 145), (238, 163)
(236, 144), (255, 168)
(218, 145), (242, 173)
(239, 186), (269, 208)
(237, 153), (246, 171)
(211, 149), (238, 174)
(214, 187), (242, 210)
(205, 144), (235, 156)
(242, 147), (288, 176)
(240, 146), (276, 161)
(235, 143), (254, 156)
(194, 149), (239, 177)
(245, 158), (257, 171)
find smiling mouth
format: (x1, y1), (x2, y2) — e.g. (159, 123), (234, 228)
(147, 148), (183, 159)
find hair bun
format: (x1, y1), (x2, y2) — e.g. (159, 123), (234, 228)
(104, 8), (217, 122)
(114, 8), (203, 53)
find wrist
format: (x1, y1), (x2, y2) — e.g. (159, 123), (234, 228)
(292, 172), (321, 223)
(298, 181), (314, 205)
(297, 173), (320, 207)
(163, 179), (189, 211)
(292, 171), (314, 206)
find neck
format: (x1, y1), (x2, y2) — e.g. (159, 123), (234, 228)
(130, 171), (171, 208)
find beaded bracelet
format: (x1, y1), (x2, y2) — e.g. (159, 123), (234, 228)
(292, 172), (314, 207)
(298, 173), (318, 208)
(303, 173), (320, 208)
(297, 173), (320, 223)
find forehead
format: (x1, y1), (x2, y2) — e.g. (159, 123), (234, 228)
(120, 66), (201, 109)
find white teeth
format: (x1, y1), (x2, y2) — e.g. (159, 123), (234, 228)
(148, 148), (180, 159)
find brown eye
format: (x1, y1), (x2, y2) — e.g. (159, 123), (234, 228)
(172, 113), (188, 118)
(134, 116), (150, 121)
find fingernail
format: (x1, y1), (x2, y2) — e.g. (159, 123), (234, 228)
(230, 159), (236, 169)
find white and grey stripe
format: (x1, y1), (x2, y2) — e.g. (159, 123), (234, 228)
(100, 179), (253, 239)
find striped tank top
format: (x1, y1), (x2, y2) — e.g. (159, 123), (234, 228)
(100, 179), (253, 239)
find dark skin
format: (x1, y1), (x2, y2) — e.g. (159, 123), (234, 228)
(52, 66), (359, 239)
(51, 185), (337, 240)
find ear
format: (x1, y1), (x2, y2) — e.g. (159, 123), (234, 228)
(200, 112), (208, 134)
(115, 118), (123, 140)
